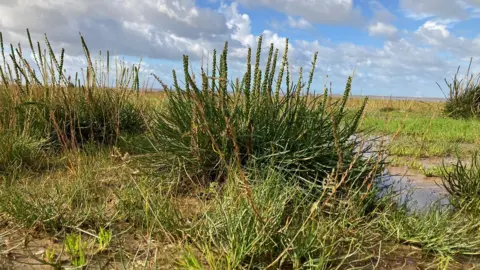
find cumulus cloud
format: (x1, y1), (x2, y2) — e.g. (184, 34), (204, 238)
(414, 20), (480, 63)
(221, 2), (255, 48)
(415, 21), (451, 45)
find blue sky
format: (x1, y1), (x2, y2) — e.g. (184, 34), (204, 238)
(1, 0), (480, 97)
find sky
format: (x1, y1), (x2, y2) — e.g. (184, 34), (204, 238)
(1, 0), (480, 97)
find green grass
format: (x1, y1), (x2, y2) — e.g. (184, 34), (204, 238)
(178, 170), (388, 269)
(362, 111), (480, 143)
(379, 207), (480, 256)
(360, 110), (480, 158)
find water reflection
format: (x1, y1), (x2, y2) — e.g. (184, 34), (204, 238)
(378, 166), (450, 211)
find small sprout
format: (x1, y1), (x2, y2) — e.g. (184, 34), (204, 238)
(65, 233), (87, 267)
(44, 247), (55, 264)
(97, 227), (112, 251)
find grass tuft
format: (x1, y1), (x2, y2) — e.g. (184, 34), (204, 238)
(442, 58), (480, 119)
(148, 36), (381, 190)
(442, 152), (480, 213)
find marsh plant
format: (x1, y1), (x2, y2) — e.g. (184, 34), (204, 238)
(149, 36), (381, 191)
(0, 30), (146, 175)
(442, 58), (480, 119)
(442, 153), (480, 213)
(65, 233), (87, 267)
(178, 169), (391, 269)
(97, 227), (112, 251)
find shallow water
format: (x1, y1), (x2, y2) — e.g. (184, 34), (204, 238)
(379, 166), (449, 211)
(359, 135), (451, 210)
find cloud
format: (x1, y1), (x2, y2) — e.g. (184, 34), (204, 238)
(415, 21), (451, 45)
(221, 2), (255, 48)
(2, 0), (480, 97)
(369, 1), (397, 23)
(368, 22), (398, 39)
(0, 0), (230, 60)
(236, 0), (364, 25)
(268, 16), (313, 32)
(414, 20), (480, 62)
(287, 16), (312, 29)
(399, 0), (470, 20)
(367, 2), (398, 39)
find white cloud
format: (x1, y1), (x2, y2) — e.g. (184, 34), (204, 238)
(236, 0), (364, 25)
(413, 20), (480, 63)
(368, 22), (398, 38)
(367, 2), (398, 39)
(221, 2), (255, 48)
(0, 0), (230, 60)
(415, 21), (451, 45)
(287, 16), (312, 29)
(369, 1), (396, 23)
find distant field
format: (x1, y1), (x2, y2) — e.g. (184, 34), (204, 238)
(346, 94), (445, 102)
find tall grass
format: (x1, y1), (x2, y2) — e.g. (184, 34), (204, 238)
(149, 36), (381, 189)
(442, 58), (480, 119)
(0, 30), (146, 175)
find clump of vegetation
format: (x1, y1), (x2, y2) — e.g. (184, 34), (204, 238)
(0, 29), (146, 165)
(48, 88), (146, 148)
(149, 36), (381, 190)
(379, 106), (398, 113)
(0, 133), (49, 175)
(441, 153), (480, 213)
(380, 206), (480, 256)
(179, 170), (390, 269)
(442, 58), (480, 119)
(65, 233), (87, 267)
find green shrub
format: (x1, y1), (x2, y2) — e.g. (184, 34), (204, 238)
(149, 36), (381, 188)
(443, 59), (480, 119)
(379, 106), (398, 113)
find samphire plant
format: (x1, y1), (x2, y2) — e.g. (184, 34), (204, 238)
(0, 29), (146, 174)
(149, 36), (381, 190)
(442, 58), (480, 119)
(441, 152), (480, 213)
